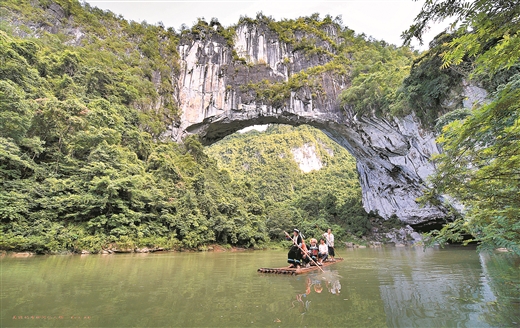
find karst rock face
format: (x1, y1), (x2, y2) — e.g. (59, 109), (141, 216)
(169, 22), (484, 225)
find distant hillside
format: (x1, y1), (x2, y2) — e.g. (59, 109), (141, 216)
(206, 125), (370, 240)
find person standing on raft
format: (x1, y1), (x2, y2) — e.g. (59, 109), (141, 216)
(286, 229), (303, 269)
(323, 228), (335, 261)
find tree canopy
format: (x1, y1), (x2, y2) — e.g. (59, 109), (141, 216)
(0, 2), (271, 253)
(405, 0), (520, 254)
(0, 2), (372, 253)
(403, 0), (520, 75)
(1, 0), (518, 254)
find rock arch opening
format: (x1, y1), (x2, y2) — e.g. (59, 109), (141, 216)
(169, 23), (448, 226)
(174, 111), (447, 226)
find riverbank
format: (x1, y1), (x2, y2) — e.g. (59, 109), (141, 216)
(0, 243), (254, 256)
(3, 242), (517, 258)
(0, 224), (426, 255)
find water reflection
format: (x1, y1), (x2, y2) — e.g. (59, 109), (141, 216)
(1, 247), (518, 327)
(326, 276), (342, 295)
(377, 247), (492, 327)
(291, 273), (342, 315)
(479, 252), (520, 326)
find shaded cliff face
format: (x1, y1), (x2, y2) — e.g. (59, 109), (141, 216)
(323, 115), (444, 224)
(170, 21), (480, 225)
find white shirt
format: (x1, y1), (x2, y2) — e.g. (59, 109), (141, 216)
(319, 243), (328, 254)
(323, 232), (334, 247)
(292, 234), (301, 247)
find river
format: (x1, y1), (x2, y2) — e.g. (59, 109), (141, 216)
(1, 246), (519, 327)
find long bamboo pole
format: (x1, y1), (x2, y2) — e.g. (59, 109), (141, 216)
(284, 231), (325, 273)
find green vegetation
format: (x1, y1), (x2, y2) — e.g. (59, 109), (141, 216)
(390, 33), (466, 124)
(406, 0), (520, 255)
(236, 12), (463, 126)
(403, 0), (520, 77)
(0, 1), (269, 253)
(206, 125), (370, 241)
(421, 74), (520, 254)
(0, 26), (269, 251)
(341, 43), (413, 118)
(0, 2), (369, 253)
(180, 17), (236, 47)
(1, 0), (518, 255)
(235, 13), (419, 118)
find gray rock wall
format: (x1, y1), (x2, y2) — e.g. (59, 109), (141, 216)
(169, 22), (480, 225)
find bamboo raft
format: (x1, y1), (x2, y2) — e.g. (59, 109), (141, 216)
(258, 258), (343, 275)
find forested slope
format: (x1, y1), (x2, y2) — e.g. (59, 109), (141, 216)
(206, 125), (370, 241)
(1, 0), (518, 254)
(0, 1), (266, 252)
(0, 0), (372, 253)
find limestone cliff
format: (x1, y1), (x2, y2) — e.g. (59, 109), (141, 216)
(0, 0), (480, 226)
(170, 20), (486, 226)
(291, 143), (325, 173)
(174, 21), (345, 142)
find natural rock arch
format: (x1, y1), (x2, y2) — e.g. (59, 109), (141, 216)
(168, 23), (451, 225)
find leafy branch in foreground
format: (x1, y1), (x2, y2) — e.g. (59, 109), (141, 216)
(404, 1), (520, 254)
(402, 0), (520, 77)
(421, 74), (520, 255)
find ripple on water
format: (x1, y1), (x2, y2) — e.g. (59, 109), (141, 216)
(1, 247), (518, 327)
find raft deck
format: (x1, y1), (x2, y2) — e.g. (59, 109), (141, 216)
(258, 258), (343, 275)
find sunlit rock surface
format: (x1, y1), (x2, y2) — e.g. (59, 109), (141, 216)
(291, 143), (324, 173)
(169, 22), (483, 225)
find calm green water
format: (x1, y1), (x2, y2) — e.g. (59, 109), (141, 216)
(1, 246), (519, 327)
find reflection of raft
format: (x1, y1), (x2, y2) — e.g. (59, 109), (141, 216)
(258, 258), (343, 275)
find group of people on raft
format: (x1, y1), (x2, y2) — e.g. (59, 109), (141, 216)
(285, 228), (335, 269)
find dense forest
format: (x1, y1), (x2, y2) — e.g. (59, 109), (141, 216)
(206, 125), (371, 241)
(0, 0), (372, 253)
(0, 0), (518, 254)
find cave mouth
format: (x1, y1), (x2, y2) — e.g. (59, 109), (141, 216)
(410, 218), (477, 244)
(206, 123), (447, 240)
(236, 124), (270, 134)
(410, 218), (448, 233)
(188, 113), (331, 146)
(209, 123), (357, 170)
